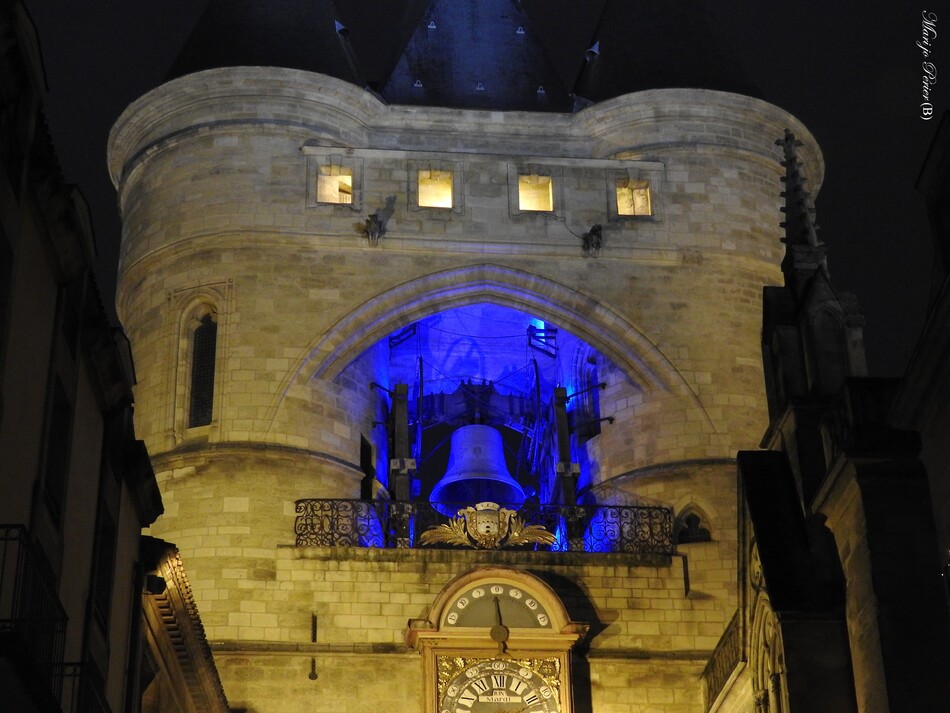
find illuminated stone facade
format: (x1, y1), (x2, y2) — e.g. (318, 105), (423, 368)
(109, 67), (819, 713)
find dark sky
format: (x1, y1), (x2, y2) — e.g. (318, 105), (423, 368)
(24, 1), (950, 377)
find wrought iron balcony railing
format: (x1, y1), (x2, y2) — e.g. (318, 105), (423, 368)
(0, 524), (68, 703)
(294, 499), (674, 555)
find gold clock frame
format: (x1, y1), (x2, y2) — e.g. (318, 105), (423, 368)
(436, 654), (563, 706)
(407, 566), (587, 713)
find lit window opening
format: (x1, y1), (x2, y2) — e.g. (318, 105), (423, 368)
(616, 178), (652, 216)
(317, 166), (353, 204)
(518, 174), (553, 212)
(418, 169), (454, 208)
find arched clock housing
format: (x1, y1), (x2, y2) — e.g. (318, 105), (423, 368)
(407, 567), (587, 713)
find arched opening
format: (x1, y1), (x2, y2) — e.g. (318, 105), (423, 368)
(189, 310), (218, 428)
(284, 265), (702, 552)
(174, 298), (223, 436)
(674, 506), (713, 544)
(299, 264), (682, 393)
(381, 303), (607, 509)
(750, 552), (789, 713)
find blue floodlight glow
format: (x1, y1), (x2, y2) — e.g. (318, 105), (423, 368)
(372, 302), (610, 515)
(583, 508), (619, 553)
(550, 516), (568, 552)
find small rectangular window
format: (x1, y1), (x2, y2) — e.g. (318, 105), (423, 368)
(43, 376), (74, 524)
(306, 153), (362, 210)
(0, 230), (12, 394)
(316, 166), (353, 204)
(518, 174), (553, 212)
(616, 178), (652, 216)
(418, 169), (454, 208)
(91, 498), (117, 625)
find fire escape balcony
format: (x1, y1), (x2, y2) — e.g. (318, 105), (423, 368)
(294, 499), (675, 556)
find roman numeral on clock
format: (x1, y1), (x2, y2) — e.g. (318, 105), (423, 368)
(523, 693), (540, 706)
(471, 678), (491, 694)
(509, 679), (528, 695)
(491, 674), (507, 689)
(458, 691), (477, 707)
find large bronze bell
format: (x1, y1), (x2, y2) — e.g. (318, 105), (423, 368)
(429, 425), (525, 514)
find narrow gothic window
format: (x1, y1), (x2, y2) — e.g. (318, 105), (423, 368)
(189, 313), (217, 427)
(676, 512), (712, 543)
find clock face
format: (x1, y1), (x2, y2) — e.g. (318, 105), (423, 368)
(444, 583), (552, 629)
(440, 658), (560, 713)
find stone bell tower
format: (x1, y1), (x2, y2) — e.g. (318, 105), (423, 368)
(108, 3), (821, 711)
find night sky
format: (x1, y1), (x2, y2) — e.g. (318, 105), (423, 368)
(24, 1), (950, 377)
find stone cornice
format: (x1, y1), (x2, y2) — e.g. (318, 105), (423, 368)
(145, 540), (230, 713)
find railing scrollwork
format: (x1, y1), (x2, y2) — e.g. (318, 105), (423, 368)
(294, 499), (674, 555)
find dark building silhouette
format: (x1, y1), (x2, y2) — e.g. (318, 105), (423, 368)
(0, 4), (227, 712)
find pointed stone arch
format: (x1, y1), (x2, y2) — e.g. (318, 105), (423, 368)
(750, 589), (788, 713)
(261, 263), (712, 436)
(306, 263), (685, 391)
(673, 499), (714, 544)
(166, 281), (231, 444)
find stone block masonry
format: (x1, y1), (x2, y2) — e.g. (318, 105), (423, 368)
(111, 67), (821, 713)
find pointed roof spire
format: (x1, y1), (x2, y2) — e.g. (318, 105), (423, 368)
(762, 130), (867, 410)
(571, 37), (601, 111)
(381, 0), (571, 111)
(778, 129), (821, 248)
(165, 1), (763, 111)
(777, 129), (829, 297)
(168, 0), (362, 84)
(563, 0), (761, 103)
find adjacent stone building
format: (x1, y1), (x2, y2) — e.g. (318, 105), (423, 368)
(706, 130), (950, 713)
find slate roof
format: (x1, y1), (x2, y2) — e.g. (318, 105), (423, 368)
(169, 0), (761, 112)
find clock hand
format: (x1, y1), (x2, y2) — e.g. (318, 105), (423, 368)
(489, 596), (509, 654)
